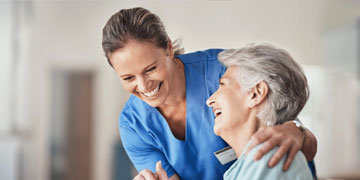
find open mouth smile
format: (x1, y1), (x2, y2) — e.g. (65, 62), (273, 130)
(141, 82), (163, 98)
(213, 108), (222, 118)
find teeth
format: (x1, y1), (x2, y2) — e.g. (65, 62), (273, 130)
(214, 109), (222, 117)
(142, 83), (161, 98)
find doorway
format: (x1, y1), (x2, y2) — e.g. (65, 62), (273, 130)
(50, 70), (93, 180)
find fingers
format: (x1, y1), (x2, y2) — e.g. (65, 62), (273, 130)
(268, 139), (291, 167)
(246, 127), (271, 155)
(142, 170), (157, 180)
(156, 161), (168, 180)
(283, 144), (301, 171)
(253, 137), (278, 161)
(133, 173), (146, 180)
(283, 121), (304, 147)
(133, 169), (157, 180)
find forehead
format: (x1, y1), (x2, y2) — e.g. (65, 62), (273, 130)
(221, 66), (242, 89)
(110, 40), (165, 75)
(222, 66), (239, 81)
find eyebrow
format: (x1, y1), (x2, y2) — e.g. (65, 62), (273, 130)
(120, 61), (158, 78)
(220, 77), (230, 82)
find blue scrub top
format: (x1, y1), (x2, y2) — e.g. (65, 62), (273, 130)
(119, 49), (232, 180)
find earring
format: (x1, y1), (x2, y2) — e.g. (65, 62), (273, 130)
(248, 102), (253, 107)
(206, 99), (216, 106)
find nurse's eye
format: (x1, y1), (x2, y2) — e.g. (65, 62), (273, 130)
(145, 66), (156, 73)
(123, 76), (135, 81)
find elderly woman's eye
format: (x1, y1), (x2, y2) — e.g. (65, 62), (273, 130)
(146, 66), (156, 73)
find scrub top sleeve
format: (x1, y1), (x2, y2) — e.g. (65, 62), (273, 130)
(119, 124), (176, 177)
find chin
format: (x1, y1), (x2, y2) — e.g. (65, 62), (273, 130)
(213, 126), (221, 136)
(145, 101), (158, 107)
(136, 94), (165, 107)
(145, 99), (163, 108)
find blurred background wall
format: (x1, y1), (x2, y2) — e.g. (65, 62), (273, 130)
(0, 0), (360, 179)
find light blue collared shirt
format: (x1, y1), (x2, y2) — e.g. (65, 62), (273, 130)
(224, 141), (313, 180)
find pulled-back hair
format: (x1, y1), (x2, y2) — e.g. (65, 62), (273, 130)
(219, 44), (309, 126)
(102, 7), (184, 67)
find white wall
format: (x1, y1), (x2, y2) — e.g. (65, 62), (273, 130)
(28, 1), (327, 179)
(156, 0), (325, 65)
(4, 0), (360, 179)
(324, 0), (360, 29)
(0, 139), (19, 180)
(28, 2), (128, 180)
(0, 3), (23, 180)
(0, 1), (14, 134)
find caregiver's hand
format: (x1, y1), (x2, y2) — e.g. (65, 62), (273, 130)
(132, 161), (180, 180)
(155, 161), (180, 180)
(133, 169), (158, 180)
(246, 121), (304, 171)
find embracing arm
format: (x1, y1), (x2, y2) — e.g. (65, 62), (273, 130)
(247, 121), (317, 171)
(301, 128), (317, 161)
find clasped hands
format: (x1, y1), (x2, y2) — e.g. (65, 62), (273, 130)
(133, 122), (305, 179)
(133, 161), (172, 180)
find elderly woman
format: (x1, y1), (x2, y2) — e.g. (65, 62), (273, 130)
(205, 44), (313, 179)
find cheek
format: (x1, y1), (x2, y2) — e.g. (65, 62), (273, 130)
(160, 68), (170, 80)
(221, 98), (243, 123)
(121, 82), (136, 93)
(155, 71), (168, 80)
(213, 125), (220, 136)
(214, 115), (231, 137)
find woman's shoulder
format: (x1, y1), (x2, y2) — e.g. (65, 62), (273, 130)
(121, 95), (140, 115)
(119, 95), (155, 125)
(176, 49), (224, 64)
(224, 142), (312, 180)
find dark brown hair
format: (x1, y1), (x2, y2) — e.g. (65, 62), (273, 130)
(102, 7), (183, 67)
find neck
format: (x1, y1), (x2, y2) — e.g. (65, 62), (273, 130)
(221, 110), (262, 158)
(159, 57), (186, 109)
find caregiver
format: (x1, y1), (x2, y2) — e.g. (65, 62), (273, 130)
(101, 7), (317, 180)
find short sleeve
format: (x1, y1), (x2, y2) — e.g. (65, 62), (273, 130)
(119, 114), (176, 177)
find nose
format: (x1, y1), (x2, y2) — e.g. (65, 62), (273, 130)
(206, 95), (216, 107)
(136, 76), (152, 92)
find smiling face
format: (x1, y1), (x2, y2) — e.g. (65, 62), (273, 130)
(109, 39), (177, 107)
(206, 66), (252, 136)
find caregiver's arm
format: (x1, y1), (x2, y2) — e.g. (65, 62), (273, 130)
(301, 129), (317, 161)
(119, 123), (177, 179)
(246, 121), (317, 171)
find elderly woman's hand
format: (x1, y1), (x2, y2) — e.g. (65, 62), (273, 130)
(246, 122), (305, 171)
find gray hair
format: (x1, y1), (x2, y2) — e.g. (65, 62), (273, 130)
(218, 44), (309, 126)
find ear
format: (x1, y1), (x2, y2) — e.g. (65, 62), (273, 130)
(248, 81), (269, 108)
(166, 39), (175, 59)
